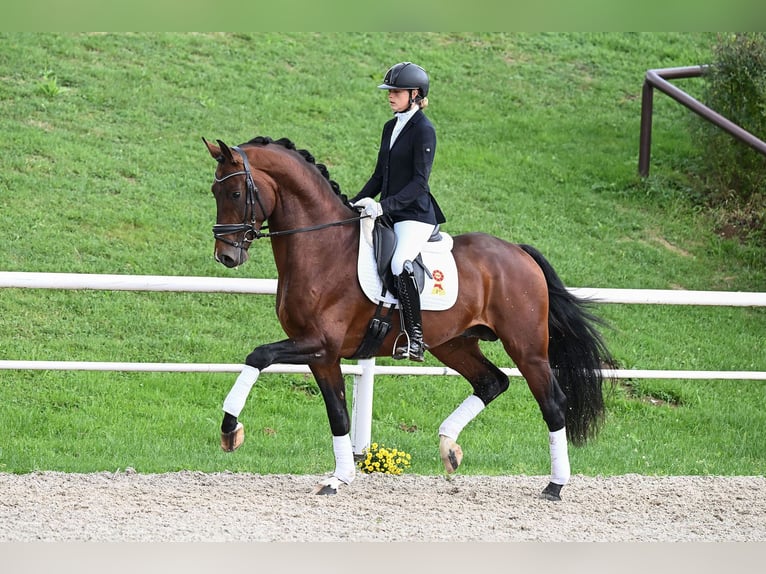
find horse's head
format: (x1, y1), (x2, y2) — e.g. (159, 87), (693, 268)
(204, 138), (275, 268)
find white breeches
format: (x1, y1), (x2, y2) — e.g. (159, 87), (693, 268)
(391, 220), (437, 275)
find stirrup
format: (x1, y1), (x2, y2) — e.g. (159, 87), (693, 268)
(392, 330), (411, 360)
(392, 331), (425, 362)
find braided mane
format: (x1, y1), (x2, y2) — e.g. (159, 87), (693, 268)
(244, 136), (349, 204)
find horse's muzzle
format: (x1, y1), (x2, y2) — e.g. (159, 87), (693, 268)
(215, 246), (249, 268)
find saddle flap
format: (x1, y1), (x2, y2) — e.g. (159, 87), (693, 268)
(372, 216), (397, 284)
(357, 217), (458, 311)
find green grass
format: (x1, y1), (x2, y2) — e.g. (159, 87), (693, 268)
(0, 32), (764, 477)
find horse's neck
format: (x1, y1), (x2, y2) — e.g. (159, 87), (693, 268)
(261, 150), (346, 230)
(253, 146), (357, 278)
(273, 187), (345, 229)
(270, 220), (358, 286)
(268, 184), (357, 276)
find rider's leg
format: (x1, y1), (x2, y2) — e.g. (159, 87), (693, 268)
(394, 260), (424, 361)
(391, 220), (435, 362)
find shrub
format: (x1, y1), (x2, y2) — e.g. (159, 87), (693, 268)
(693, 33), (766, 244)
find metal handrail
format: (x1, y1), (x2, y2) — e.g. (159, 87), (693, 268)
(638, 65), (766, 176)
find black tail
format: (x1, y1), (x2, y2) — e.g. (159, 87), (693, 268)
(519, 244), (614, 446)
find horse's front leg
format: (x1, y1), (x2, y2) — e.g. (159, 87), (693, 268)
(309, 362), (355, 495)
(219, 339), (353, 495)
(220, 338), (324, 451)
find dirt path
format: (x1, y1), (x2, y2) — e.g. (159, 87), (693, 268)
(1, 471), (764, 542)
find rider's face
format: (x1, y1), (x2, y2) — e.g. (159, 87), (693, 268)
(387, 89), (412, 113)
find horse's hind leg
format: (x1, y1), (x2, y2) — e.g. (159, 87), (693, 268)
(504, 340), (570, 501)
(429, 337), (510, 474)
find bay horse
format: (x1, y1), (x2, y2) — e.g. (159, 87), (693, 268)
(203, 135), (614, 501)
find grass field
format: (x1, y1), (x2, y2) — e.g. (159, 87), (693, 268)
(0, 32), (764, 477)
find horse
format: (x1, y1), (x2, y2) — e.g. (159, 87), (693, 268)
(203, 135), (614, 501)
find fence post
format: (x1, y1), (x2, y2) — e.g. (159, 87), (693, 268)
(350, 357), (375, 457)
(638, 78), (654, 177)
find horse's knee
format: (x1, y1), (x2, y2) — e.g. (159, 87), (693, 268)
(326, 407), (350, 437)
(244, 348), (271, 370)
(316, 385), (350, 437)
(473, 370), (509, 405)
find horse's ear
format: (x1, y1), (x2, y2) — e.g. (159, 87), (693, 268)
(216, 139), (235, 164)
(202, 137), (234, 164)
(202, 137), (223, 163)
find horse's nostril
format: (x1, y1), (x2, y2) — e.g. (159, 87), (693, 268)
(218, 253), (238, 268)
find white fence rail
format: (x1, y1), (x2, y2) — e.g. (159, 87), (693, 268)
(2, 271), (765, 453)
(0, 271), (279, 294)
(1, 360), (765, 381)
(2, 271), (765, 304)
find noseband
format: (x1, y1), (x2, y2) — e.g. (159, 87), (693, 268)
(212, 146), (366, 250)
(212, 146), (267, 249)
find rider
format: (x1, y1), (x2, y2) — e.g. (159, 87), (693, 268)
(350, 62), (446, 362)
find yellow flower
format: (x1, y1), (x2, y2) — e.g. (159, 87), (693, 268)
(357, 442), (412, 475)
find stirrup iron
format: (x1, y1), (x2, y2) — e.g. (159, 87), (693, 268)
(392, 330), (412, 360)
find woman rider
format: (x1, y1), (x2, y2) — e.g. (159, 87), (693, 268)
(350, 62), (446, 362)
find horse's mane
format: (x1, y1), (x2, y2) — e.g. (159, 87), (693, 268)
(244, 136), (350, 205)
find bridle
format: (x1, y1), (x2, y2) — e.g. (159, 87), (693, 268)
(212, 145), (364, 249)
(212, 146), (268, 249)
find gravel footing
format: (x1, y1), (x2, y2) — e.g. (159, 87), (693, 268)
(1, 471), (764, 542)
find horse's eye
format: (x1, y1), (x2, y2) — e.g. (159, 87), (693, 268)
(232, 191), (241, 199)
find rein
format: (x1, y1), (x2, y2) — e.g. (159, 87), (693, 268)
(254, 215), (367, 238)
(212, 146), (365, 246)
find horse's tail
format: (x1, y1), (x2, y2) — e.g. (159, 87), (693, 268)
(519, 244), (614, 446)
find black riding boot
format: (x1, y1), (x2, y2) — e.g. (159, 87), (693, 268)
(393, 261), (425, 362)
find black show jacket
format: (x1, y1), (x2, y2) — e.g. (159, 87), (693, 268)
(352, 109), (446, 225)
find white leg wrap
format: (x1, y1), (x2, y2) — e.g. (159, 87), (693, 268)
(222, 365), (260, 417)
(438, 394), (486, 440)
(549, 428), (571, 486)
(332, 434), (355, 485)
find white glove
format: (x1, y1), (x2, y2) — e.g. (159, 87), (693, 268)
(364, 202), (383, 219)
(352, 197), (383, 220)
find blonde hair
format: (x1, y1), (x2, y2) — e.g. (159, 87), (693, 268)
(418, 96), (429, 110)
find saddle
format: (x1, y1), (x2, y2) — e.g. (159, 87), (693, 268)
(372, 215), (438, 297)
(351, 215), (450, 360)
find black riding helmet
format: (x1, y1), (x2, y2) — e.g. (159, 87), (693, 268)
(378, 62), (429, 99)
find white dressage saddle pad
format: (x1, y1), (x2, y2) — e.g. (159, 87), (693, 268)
(357, 217), (458, 310)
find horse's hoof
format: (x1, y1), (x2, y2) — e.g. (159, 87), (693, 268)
(540, 482), (563, 501)
(313, 476), (343, 495)
(220, 422), (244, 452)
(313, 484), (338, 495)
(439, 435), (463, 474)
